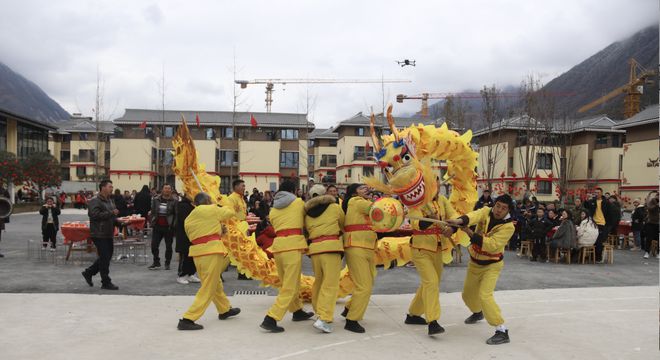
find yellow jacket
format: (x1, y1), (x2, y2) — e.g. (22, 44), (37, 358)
(460, 207), (515, 264)
(269, 194), (307, 254)
(305, 195), (344, 255)
(410, 196), (457, 252)
(184, 204), (235, 257)
(343, 196), (377, 249)
(227, 192), (247, 221)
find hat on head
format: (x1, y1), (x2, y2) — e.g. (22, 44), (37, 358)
(308, 184), (326, 198)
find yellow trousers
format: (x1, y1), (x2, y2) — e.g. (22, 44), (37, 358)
(311, 253), (342, 322)
(408, 248), (444, 322)
(461, 260), (504, 326)
(267, 250), (303, 321)
(345, 247), (376, 321)
(183, 254), (231, 321)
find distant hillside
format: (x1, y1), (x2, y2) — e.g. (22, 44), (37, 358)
(0, 61), (70, 124)
(423, 25), (658, 126)
(543, 25), (658, 119)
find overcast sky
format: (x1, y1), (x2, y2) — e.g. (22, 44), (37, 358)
(1, 0), (657, 128)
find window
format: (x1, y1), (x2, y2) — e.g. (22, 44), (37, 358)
(144, 127), (154, 139)
(537, 181), (552, 195)
(61, 168), (70, 181)
(0, 119), (7, 152)
(79, 133), (88, 141)
(280, 151), (299, 168)
(595, 134), (608, 145)
(508, 156), (513, 169)
(354, 146), (367, 161)
(612, 134), (622, 147)
(60, 150), (70, 162)
(164, 127), (174, 138)
(159, 149), (173, 165)
(62, 134), (72, 143)
(355, 128), (365, 136)
(619, 155), (623, 172)
(362, 167), (374, 177)
(205, 128), (215, 140)
(320, 154), (337, 167)
(280, 129), (299, 140)
(221, 127), (234, 139)
(536, 153), (553, 170)
(220, 176), (231, 194)
(329, 139), (337, 147)
(265, 131), (277, 141)
(308, 139), (315, 147)
(588, 159), (593, 170)
(219, 150), (238, 166)
(347, 169), (352, 177)
(76, 166), (86, 178)
(105, 150), (110, 163)
(17, 123), (48, 159)
(308, 154), (315, 167)
(76, 149), (96, 162)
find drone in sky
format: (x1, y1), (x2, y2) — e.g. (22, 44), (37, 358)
(396, 59), (416, 67)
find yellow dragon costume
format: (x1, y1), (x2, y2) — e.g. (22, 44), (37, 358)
(172, 105), (478, 301)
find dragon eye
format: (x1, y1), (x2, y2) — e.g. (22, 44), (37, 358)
(402, 154), (412, 163)
(386, 166), (394, 173)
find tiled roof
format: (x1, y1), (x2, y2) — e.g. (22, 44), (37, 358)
(54, 117), (116, 133)
(612, 104), (659, 129)
(114, 109), (313, 129)
(332, 112), (436, 132)
(309, 128), (338, 139)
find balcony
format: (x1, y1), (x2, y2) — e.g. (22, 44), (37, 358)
(319, 159), (337, 167)
(72, 155), (95, 162)
(353, 152), (368, 161)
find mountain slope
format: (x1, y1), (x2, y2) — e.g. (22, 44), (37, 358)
(0, 61), (70, 124)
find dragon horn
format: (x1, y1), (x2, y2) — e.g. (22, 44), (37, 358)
(369, 107), (382, 153)
(386, 103), (400, 142)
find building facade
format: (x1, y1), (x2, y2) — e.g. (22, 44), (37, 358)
(109, 109), (313, 194)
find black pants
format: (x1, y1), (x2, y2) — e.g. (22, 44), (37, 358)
(42, 224), (57, 248)
(595, 225), (608, 262)
(178, 250), (196, 277)
(86, 238), (114, 285)
(642, 223), (659, 252)
(532, 237), (546, 259)
(151, 225), (174, 265)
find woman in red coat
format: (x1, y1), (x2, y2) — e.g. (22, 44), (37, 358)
(255, 218), (275, 259)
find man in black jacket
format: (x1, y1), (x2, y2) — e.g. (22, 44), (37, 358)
(39, 197), (61, 250)
(175, 195), (198, 284)
(527, 208), (552, 261)
(82, 180), (122, 290)
(148, 184), (177, 270)
(474, 189), (495, 210)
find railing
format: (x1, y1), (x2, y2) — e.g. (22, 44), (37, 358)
(319, 159), (337, 167)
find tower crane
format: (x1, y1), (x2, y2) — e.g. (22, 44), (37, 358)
(578, 58), (657, 118)
(236, 78), (411, 112)
(396, 92), (520, 118)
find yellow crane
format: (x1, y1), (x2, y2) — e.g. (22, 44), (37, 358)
(579, 58), (657, 118)
(236, 78), (411, 112)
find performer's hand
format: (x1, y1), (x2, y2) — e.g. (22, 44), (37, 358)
(441, 226), (454, 237)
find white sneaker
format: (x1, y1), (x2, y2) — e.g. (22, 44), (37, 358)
(643, 252), (649, 259)
(176, 276), (190, 285)
(313, 319), (333, 333)
(49, 248), (56, 252)
(188, 274), (201, 283)
(656, 254), (660, 260)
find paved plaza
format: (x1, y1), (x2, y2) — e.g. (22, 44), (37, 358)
(0, 209), (658, 359)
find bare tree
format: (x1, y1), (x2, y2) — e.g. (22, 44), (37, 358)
(441, 95), (470, 131)
(479, 85), (507, 191)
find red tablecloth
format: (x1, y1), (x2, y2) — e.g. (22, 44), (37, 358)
(61, 221), (120, 243)
(118, 216), (146, 231)
(617, 220), (632, 236)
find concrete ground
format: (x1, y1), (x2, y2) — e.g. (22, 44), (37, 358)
(1, 209), (658, 359)
(0, 286), (657, 360)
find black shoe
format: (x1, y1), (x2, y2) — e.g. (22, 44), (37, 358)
(178, 318), (203, 330)
(218, 307), (241, 320)
(0, 253), (4, 258)
(101, 283), (119, 290)
(344, 319), (365, 333)
(486, 330), (510, 345)
(292, 309), (314, 321)
(81, 271), (93, 287)
(341, 307), (349, 318)
(260, 315), (284, 333)
(428, 320), (445, 336)
(237, 273), (250, 280)
(148, 262), (161, 270)
(464, 312), (484, 324)
(164, 263), (170, 270)
(405, 314), (427, 325)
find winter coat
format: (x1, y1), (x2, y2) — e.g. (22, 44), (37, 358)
(474, 195), (494, 210)
(268, 191), (307, 254)
(133, 186), (152, 217)
(585, 196), (610, 227)
(550, 219), (576, 249)
(175, 197), (194, 253)
(304, 195), (344, 255)
(88, 195), (118, 239)
(576, 219), (599, 247)
(39, 205), (61, 230)
(150, 195), (177, 228)
(527, 217), (552, 239)
(631, 205), (646, 231)
(114, 194), (129, 217)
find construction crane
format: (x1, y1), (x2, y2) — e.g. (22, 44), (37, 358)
(396, 92), (520, 118)
(579, 58), (657, 118)
(236, 78), (411, 112)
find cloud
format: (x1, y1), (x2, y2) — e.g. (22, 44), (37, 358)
(0, 0), (657, 129)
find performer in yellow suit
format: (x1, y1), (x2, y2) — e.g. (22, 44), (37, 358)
(177, 192), (241, 330)
(341, 183), (377, 333)
(304, 184), (345, 333)
(446, 194), (515, 345)
(227, 179), (247, 221)
(405, 194), (457, 336)
(260, 181), (314, 332)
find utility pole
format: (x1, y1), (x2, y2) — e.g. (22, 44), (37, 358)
(230, 51), (237, 191)
(94, 66), (101, 190)
(160, 65), (166, 187)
